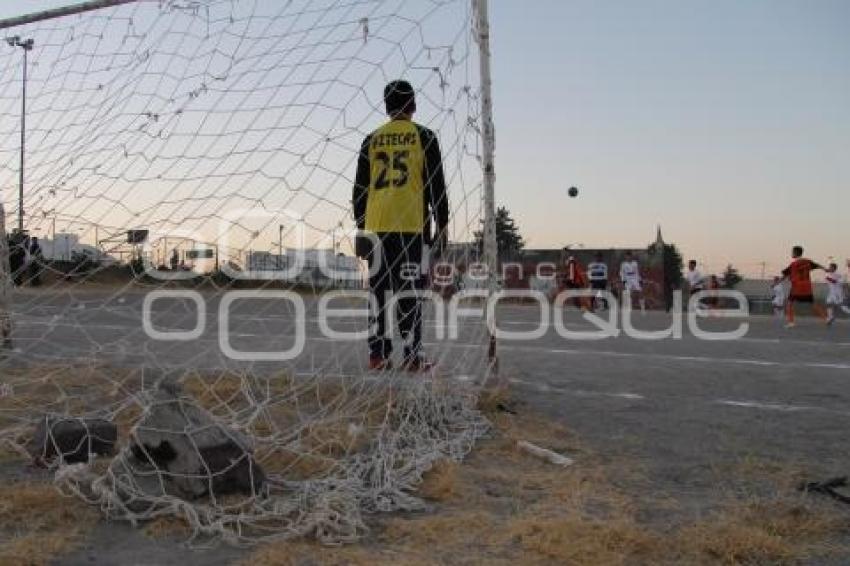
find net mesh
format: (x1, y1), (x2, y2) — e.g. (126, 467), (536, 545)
(0, 0), (492, 545)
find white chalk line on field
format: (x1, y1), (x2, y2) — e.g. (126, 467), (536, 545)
(505, 379), (850, 418)
(715, 399), (850, 417)
(500, 345), (850, 371)
(509, 377), (645, 400)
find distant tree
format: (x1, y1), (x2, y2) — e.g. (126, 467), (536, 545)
(474, 206), (525, 259)
(648, 241), (684, 312)
(647, 241), (684, 287)
(722, 264), (743, 289)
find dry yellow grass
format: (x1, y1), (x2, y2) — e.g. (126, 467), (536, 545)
(0, 482), (98, 566)
(418, 459), (458, 502)
(0, 533), (86, 566)
(509, 515), (658, 565)
(244, 400), (657, 565)
(475, 381), (513, 415)
(245, 540), (411, 566)
(245, 387), (850, 566)
(143, 515), (192, 539)
(3, 367), (848, 565)
(673, 499), (850, 565)
(183, 371), (253, 412)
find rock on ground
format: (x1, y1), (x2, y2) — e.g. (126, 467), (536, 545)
(28, 416), (118, 464)
(113, 379), (265, 502)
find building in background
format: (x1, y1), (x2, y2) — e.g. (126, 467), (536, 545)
(246, 249), (362, 289)
(35, 233), (107, 262)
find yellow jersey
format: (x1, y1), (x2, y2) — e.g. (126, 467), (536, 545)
(363, 119), (426, 234)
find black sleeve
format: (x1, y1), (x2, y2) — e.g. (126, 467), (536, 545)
(418, 126), (449, 239)
(352, 134), (372, 230)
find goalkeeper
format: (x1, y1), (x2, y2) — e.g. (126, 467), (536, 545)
(352, 80), (449, 372)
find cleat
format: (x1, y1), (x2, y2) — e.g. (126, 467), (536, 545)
(368, 356), (393, 371)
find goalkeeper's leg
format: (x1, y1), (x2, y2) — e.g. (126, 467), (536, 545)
(367, 236), (393, 370)
(394, 234), (431, 371)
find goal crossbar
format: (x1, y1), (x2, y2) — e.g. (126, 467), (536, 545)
(0, 0), (139, 30)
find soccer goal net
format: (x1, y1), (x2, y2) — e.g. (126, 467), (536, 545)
(0, 0), (496, 545)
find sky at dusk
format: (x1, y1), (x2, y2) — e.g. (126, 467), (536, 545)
(2, 0), (848, 277)
(489, 0), (849, 276)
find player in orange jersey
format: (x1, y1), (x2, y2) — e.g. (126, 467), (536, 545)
(780, 245), (826, 328)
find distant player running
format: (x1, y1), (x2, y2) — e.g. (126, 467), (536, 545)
(781, 245), (826, 328)
(686, 259), (705, 310)
(685, 260), (704, 293)
(845, 260), (850, 315)
(619, 251), (645, 313)
(824, 263), (845, 325)
(770, 276), (787, 320)
(586, 253), (609, 310)
(563, 254), (589, 310)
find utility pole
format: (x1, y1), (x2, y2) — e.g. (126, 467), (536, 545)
(6, 36), (33, 232)
(279, 224), (284, 270)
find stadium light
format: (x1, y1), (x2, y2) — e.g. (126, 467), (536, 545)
(6, 35), (34, 233)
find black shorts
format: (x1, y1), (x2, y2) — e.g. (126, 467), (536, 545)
(590, 280), (607, 291)
(790, 294), (814, 304)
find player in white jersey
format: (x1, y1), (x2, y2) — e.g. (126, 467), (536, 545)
(685, 259), (705, 311)
(824, 263), (846, 325)
(586, 252), (609, 310)
(845, 259), (850, 315)
(619, 251), (645, 313)
(685, 260), (704, 293)
(770, 276), (787, 319)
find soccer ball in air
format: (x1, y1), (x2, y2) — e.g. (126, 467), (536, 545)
(568, 186), (579, 198)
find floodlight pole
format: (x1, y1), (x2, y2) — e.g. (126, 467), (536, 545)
(7, 36), (34, 233)
(279, 224), (284, 270)
(0, 0), (143, 240)
(20, 42), (27, 232)
(475, 0), (498, 374)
